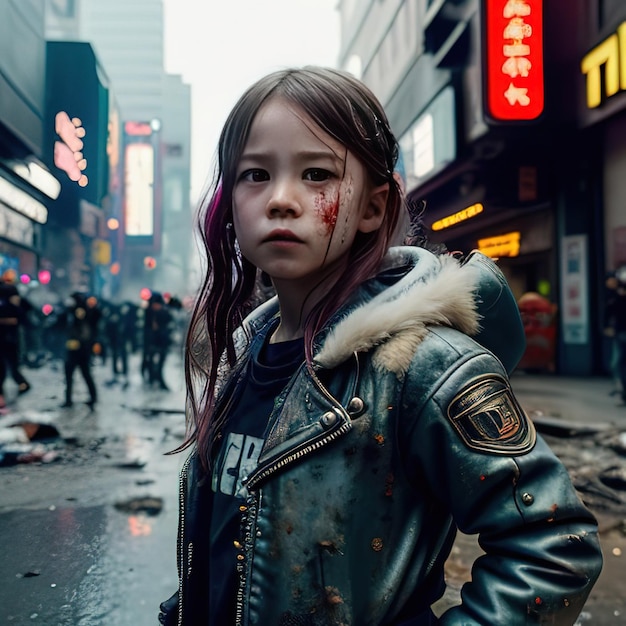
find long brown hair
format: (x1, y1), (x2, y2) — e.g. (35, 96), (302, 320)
(177, 66), (403, 471)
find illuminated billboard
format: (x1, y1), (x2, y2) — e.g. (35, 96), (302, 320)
(124, 142), (154, 236)
(484, 0), (544, 121)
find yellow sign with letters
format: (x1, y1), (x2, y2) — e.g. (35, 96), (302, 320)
(581, 22), (626, 108)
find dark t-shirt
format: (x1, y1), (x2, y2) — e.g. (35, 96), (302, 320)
(208, 335), (304, 624)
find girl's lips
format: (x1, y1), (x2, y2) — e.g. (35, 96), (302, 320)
(264, 229), (303, 243)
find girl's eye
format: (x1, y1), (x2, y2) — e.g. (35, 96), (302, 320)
(240, 169), (269, 182)
(304, 168), (332, 182)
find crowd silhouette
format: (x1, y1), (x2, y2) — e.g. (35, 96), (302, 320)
(0, 270), (187, 412)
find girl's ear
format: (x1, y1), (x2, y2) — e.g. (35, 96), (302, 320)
(358, 183), (389, 233)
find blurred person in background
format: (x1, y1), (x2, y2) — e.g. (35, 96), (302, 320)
(102, 300), (132, 389)
(142, 291), (173, 390)
(604, 265), (626, 404)
(59, 291), (101, 410)
(122, 300), (141, 354)
(603, 271), (621, 394)
(0, 274), (31, 409)
(87, 294), (105, 366)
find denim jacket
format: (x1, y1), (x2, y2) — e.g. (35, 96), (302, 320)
(160, 247), (602, 625)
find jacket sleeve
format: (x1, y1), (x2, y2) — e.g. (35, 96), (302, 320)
(158, 591), (179, 625)
(461, 250), (526, 375)
(403, 347), (603, 625)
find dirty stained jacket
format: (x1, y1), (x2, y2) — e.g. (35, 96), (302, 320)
(160, 247), (602, 626)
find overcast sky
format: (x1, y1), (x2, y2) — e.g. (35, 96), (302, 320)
(162, 0), (341, 203)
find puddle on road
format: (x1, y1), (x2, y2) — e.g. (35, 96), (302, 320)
(0, 495), (178, 625)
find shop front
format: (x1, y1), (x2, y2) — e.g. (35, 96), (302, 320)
(0, 161), (58, 282)
(577, 7), (626, 374)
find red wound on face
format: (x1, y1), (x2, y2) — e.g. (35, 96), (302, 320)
(315, 191), (339, 234)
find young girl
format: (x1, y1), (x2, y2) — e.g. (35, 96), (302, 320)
(160, 67), (602, 626)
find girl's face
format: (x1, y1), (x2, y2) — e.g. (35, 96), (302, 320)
(232, 97), (387, 294)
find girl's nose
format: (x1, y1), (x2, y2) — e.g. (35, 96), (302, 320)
(266, 179), (301, 217)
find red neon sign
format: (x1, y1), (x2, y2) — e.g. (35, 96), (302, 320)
(485, 0), (544, 121)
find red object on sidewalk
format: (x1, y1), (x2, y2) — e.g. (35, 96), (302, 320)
(517, 292), (557, 372)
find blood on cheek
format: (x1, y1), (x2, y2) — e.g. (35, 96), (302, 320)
(315, 191), (340, 235)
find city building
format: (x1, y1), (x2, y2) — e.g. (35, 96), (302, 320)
(45, 0), (192, 300)
(338, 0), (625, 376)
(0, 1), (61, 284)
(44, 39), (111, 293)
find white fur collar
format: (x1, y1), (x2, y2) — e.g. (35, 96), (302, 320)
(314, 247), (481, 377)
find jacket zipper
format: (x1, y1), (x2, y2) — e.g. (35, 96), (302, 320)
(245, 418), (352, 491)
(234, 356), (359, 624)
(235, 419), (352, 625)
(244, 355), (357, 491)
(174, 357), (250, 625)
(244, 352), (358, 492)
(175, 375), (242, 625)
(177, 454), (191, 626)
(234, 490), (261, 626)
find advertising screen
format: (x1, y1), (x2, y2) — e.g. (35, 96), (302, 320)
(124, 142), (154, 237)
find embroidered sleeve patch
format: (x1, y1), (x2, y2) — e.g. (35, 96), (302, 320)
(447, 374), (536, 455)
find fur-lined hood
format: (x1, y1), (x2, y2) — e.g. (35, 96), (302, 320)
(314, 247), (482, 377)
(244, 246), (525, 378)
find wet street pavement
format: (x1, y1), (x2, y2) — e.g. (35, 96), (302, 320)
(0, 351), (187, 625)
(0, 356), (625, 625)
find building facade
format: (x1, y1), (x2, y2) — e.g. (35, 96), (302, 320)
(0, 0), (61, 284)
(45, 0), (192, 300)
(339, 0), (626, 376)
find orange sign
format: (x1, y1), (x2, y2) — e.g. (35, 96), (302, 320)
(478, 231), (521, 258)
(484, 0), (544, 121)
(431, 203), (484, 231)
